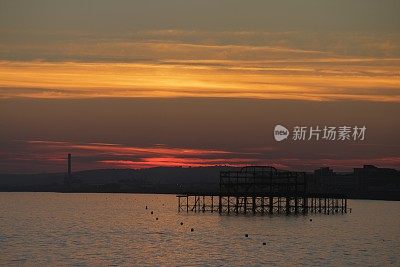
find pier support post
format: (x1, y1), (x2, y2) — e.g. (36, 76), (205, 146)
(235, 196), (239, 214)
(252, 196), (256, 215)
(277, 197), (281, 214)
(218, 195), (222, 214)
(227, 196), (230, 214)
(286, 197), (290, 215)
(269, 196), (273, 214)
(303, 197), (308, 214)
(319, 198), (322, 213)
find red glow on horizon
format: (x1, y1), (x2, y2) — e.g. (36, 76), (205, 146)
(0, 140), (399, 173)
(99, 157), (258, 169)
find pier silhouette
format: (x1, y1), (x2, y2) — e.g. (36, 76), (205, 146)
(177, 166), (349, 215)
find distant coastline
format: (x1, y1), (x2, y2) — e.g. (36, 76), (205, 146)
(1, 165), (399, 201)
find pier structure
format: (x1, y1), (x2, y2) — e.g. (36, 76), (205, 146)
(177, 166), (349, 215)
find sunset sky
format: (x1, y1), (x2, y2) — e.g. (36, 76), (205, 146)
(1, 0), (399, 173)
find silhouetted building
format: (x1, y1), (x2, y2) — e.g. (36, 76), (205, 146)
(314, 167), (334, 177)
(354, 164), (397, 176)
(354, 165), (399, 192)
(310, 164), (400, 199)
(311, 167), (354, 194)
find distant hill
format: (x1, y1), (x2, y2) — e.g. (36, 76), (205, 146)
(0, 166), (239, 193)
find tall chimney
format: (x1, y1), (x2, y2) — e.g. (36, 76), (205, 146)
(68, 153), (71, 177)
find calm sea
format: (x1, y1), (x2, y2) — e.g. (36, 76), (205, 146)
(0, 192), (399, 266)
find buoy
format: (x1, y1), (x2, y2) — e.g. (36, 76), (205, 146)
(146, 206), (148, 210)
(156, 217), (158, 220)
(180, 222), (183, 225)
(263, 242), (266, 245)
(191, 228), (194, 232)
(310, 219), (312, 222)
(245, 234), (248, 237)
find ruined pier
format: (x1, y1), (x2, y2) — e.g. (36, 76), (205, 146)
(177, 166), (349, 215)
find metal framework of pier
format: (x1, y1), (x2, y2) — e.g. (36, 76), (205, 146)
(177, 166), (349, 215)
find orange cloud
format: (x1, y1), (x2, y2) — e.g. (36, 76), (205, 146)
(1, 30), (400, 101)
(1, 59), (399, 101)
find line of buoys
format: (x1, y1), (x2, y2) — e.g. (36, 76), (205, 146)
(145, 204), (197, 235)
(243, 234), (268, 246)
(144, 203), (307, 248)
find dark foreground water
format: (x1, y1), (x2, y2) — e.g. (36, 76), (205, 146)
(0, 193), (399, 266)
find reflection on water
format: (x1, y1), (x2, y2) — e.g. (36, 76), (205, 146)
(0, 193), (399, 266)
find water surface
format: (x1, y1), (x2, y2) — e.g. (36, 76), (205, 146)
(0, 193), (399, 266)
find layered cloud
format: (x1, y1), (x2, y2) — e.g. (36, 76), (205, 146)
(1, 30), (399, 101)
(1, 58), (399, 101)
